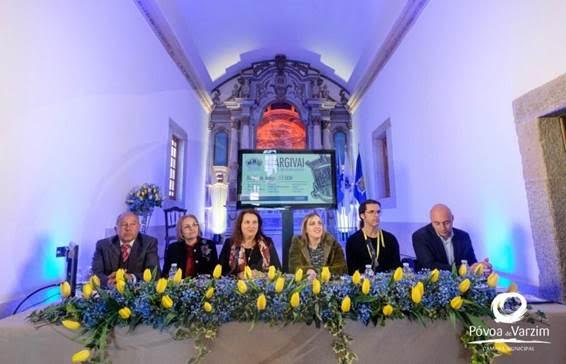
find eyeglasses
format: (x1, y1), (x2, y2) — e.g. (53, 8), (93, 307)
(118, 223), (139, 229)
(183, 223), (199, 229)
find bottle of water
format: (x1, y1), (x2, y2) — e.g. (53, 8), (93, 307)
(460, 259), (469, 275)
(169, 263), (178, 279)
(402, 262), (413, 278)
(363, 264), (374, 280)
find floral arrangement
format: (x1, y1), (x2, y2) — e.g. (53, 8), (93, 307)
(125, 183), (163, 215)
(29, 266), (537, 364)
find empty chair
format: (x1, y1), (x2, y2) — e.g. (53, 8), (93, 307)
(163, 206), (187, 255)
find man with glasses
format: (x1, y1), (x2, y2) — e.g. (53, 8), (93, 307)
(346, 199), (401, 274)
(91, 211), (159, 287)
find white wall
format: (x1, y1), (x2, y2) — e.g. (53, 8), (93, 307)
(354, 0), (566, 289)
(0, 1), (207, 307)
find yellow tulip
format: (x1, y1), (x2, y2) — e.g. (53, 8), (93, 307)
(294, 268), (303, 282)
(62, 319), (81, 330)
(244, 266), (253, 280)
(275, 277), (285, 293)
(351, 270), (361, 285)
(118, 307), (131, 320)
(393, 267), (403, 282)
(459, 279), (471, 293)
(290, 292), (300, 308)
(382, 304), (394, 316)
(115, 268), (126, 282)
(212, 264), (222, 279)
(508, 282), (518, 293)
(321, 266), (331, 282)
(430, 269), (440, 283)
(487, 273), (498, 288)
(458, 263), (468, 276)
(341, 296), (351, 313)
(71, 349), (91, 363)
(143, 269), (152, 282)
(256, 294), (267, 311)
(450, 295), (463, 310)
(312, 278), (321, 295)
(156, 278), (167, 294)
(361, 278), (371, 295)
(173, 268), (183, 284)
(60, 281), (71, 298)
(267, 265), (277, 281)
(415, 281), (424, 296)
(494, 342), (512, 355)
(90, 275), (100, 288)
(237, 280), (248, 294)
(473, 263), (484, 276)
(82, 283), (93, 299)
(203, 302), (213, 313)
(161, 295), (173, 309)
(411, 285), (423, 304)
(116, 279), (126, 294)
(205, 287), (214, 299)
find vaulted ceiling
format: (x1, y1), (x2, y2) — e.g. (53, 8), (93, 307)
(134, 0), (428, 111)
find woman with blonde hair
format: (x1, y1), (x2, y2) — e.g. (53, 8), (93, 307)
(162, 214), (218, 278)
(288, 212), (346, 279)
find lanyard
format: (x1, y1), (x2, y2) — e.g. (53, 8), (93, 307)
(363, 229), (385, 263)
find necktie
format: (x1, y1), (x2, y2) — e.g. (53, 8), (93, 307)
(121, 244), (131, 262)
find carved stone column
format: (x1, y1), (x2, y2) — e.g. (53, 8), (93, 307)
(229, 119), (240, 167)
(312, 117), (322, 149)
(322, 120), (331, 149)
(228, 118), (240, 200)
(240, 116), (250, 149)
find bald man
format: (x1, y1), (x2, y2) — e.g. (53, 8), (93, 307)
(412, 204), (491, 273)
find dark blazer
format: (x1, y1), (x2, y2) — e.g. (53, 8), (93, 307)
(162, 238), (218, 278)
(288, 232), (347, 275)
(91, 233), (159, 287)
(218, 236), (281, 275)
(346, 229), (401, 274)
(412, 224), (477, 271)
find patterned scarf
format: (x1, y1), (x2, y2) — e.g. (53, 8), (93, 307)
(228, 238), (271, 273)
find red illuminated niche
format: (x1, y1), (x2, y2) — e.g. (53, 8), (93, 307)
(256, 104), (306, 149)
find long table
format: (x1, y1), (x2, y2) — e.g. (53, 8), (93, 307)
(1, 304), (564, 363)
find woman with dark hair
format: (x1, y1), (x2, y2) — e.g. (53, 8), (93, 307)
(288, 212), (347, 279)
(218, 209), (281, 278)
(162, 214), (218, 278)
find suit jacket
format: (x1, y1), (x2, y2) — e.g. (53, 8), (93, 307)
(162, 238), (218, 278)
(412, 224), (477, 271)
(346, 229), (401, 274)
(91, 233), (159, 286)
(288, 232), (347, 275)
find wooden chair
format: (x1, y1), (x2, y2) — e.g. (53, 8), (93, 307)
(163, 206), (187, 255)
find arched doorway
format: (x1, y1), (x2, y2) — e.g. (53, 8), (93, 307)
(256, 102), (306, 149)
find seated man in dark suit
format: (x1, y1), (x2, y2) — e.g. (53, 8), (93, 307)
(92, 211), (159, 287)
(412, 204), (492, 273)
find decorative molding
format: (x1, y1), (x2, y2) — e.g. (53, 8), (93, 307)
(348, 0), (430, 112)
(134, 0), (213, 112)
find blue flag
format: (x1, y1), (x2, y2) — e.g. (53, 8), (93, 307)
(354, 153), (366, 204)
(336, 154), (344, 205)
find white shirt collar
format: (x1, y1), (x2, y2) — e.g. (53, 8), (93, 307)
(120, 239), (135, 247)
(437, 232), (454, 244)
